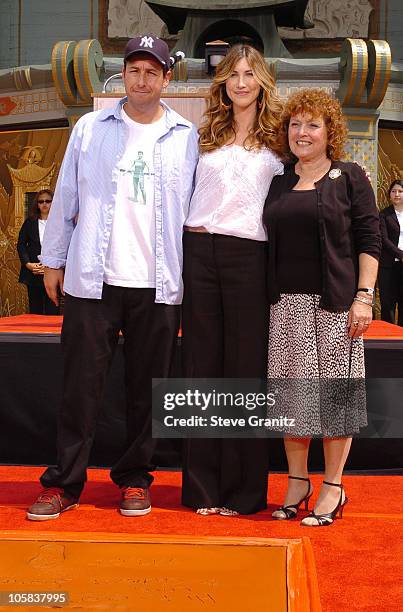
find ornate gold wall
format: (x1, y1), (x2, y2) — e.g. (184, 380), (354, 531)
(0, 128), (69, 316)
(0, 125), (401, 318)
(378, 128), (403, 210)
(373, 127), (403, 318)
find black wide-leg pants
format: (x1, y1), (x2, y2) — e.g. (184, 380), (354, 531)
(181, 232), (269, 514)
(378, 262), (403, 326)
(41, 284), (180, 498)
(27, 284), (59, 315)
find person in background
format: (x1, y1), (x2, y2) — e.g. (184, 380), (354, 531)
(378, 179), (403, 326)
(17, 189), (59, 315)
(263, 88), (380, 526)
(181, 44), (284, 516)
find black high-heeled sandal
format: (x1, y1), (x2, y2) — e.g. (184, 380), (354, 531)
(272, 475), (313, 520)
(301, 481), (348, 527)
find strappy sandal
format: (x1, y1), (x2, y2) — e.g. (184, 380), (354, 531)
(301, 481), (348, 527)
(272, 475), (313, 520)
(196, 507), (220, 515)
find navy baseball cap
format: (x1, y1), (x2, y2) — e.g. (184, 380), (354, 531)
(124, 34), (171, 68)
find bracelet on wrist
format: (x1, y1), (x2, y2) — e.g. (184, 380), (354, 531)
(356, 287), (375, 296)
(353, 296), (373, 306)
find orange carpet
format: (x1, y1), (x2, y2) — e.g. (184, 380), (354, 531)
(1, 315), (402, 340)
(1, 467), (402, 612)
(0, 314), (63, 334)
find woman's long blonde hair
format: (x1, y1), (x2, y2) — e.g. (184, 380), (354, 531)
(199, 45), (283, 155)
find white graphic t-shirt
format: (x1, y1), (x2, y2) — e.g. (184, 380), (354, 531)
(103, 107), (166, 287)
(38, 219), (47, 246)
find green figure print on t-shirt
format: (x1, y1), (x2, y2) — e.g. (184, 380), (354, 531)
(120, 151), (153, 204)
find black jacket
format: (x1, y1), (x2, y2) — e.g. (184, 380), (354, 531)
(263, 160), (381, 311)
(379, 205), (403, 268)
(17, 218), (44, 287)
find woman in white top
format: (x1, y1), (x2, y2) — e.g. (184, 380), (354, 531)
(378, 180), (403, 326)
(17, 189), (59, 315)
(181, 44), (284, 516)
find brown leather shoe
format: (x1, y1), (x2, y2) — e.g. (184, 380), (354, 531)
(119, 487), (151, 516)
(26, 488), (79, 521)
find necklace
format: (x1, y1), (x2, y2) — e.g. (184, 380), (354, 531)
(295, 159), (331, 183)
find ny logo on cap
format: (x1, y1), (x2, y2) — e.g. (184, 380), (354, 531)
(140, 36), (154, 49)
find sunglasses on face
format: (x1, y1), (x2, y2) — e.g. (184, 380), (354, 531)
(37, 199), (52, 204)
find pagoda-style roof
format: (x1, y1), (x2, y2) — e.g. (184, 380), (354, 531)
(8, 162), (55, 186)
(146, 0), (312, 33)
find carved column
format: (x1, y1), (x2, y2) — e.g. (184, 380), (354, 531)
(337, 38), (391, 194)
(52, 39), (105, 130)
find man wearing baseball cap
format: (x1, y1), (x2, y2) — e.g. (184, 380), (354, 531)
(27, 35), (198, 520)
(124, 34), (173, 68)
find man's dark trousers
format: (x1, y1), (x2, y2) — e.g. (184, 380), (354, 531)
(40, 283), (180, 499)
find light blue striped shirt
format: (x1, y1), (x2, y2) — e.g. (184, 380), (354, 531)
(41, 98), (199, 304)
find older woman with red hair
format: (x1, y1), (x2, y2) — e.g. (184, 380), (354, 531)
(263, 89), (380, 526)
